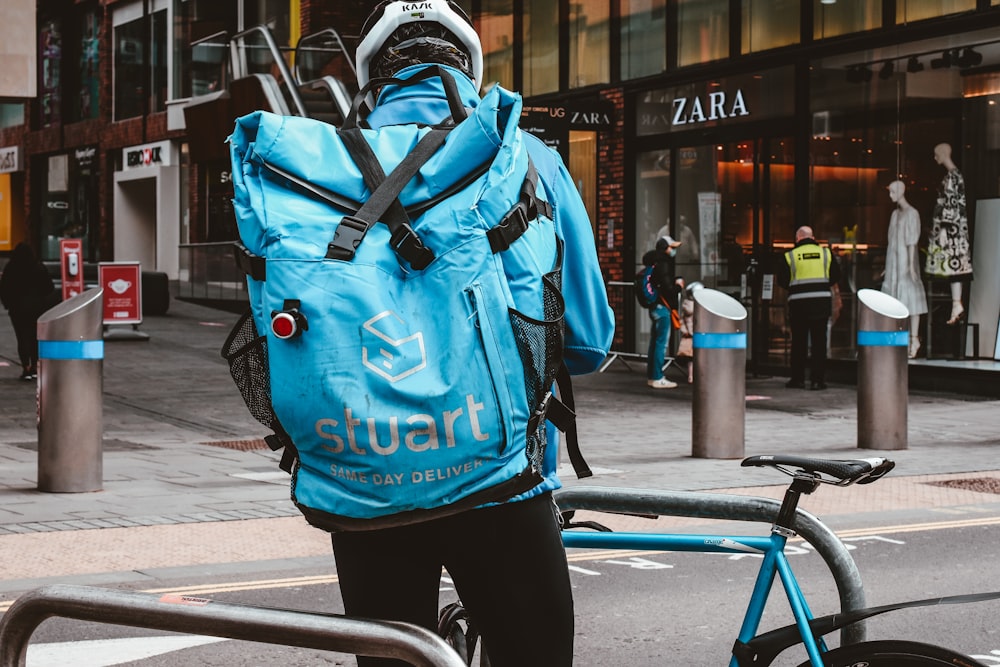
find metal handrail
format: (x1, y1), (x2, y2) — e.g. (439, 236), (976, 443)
(295, 27), (358, 84)
(229, 25), (307, 117)
(0, 585), (466, 667)
(554, 486), (867, 645)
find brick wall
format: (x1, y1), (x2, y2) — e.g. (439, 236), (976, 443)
(597, 87), (627, 348)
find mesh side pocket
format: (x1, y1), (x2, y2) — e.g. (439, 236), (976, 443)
(221, 311), (283, 433)
(509, 268), (566, 472)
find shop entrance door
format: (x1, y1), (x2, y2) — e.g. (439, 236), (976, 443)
(678, 135), (796, 368)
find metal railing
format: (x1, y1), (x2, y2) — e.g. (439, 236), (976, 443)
(229, 25), (307, 117)
(554, 486), (867, 645)
(295, 27), (358, 86)
(0, 585), (466, 667)
(177, 241), (248, 305)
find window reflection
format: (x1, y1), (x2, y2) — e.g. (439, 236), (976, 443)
(814, 0), (882, 39)
(741, 0), (799, 54)
(620, 0), (666, 80)
(476, 0), (514, 89)
(570, 0), (609, 88)
(523, 0), (559, 95)
(897, 0), (976, 23)
(678, 0), (728, 67)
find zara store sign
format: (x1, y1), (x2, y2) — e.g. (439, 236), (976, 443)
(636, 67), (794, 136)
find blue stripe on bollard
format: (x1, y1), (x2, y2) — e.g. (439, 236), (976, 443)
(856, 330), (908, 347)
(38, 340), (105, 360)
(693, 332), (747, 349)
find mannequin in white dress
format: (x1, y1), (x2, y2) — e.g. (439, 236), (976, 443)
(883, 181), (927, 358)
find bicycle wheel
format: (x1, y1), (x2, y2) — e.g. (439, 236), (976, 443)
(796, 640), (985, 666)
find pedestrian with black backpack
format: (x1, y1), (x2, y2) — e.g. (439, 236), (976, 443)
(641, 235), (684, 389)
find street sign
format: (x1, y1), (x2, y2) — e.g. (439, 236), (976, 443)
(98, 262), (142, 325)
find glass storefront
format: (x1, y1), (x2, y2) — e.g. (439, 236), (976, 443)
(631, 24), (1000, 364)
(37, 147), (99, 263)
(809, 26), (1000, 358)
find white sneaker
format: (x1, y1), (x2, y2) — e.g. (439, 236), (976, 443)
(647, 378), (677, 389)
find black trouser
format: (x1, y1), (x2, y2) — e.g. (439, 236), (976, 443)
(789, 312), (828, 384)
(9, 311), (39, 370)
(332, 492), (574, 667)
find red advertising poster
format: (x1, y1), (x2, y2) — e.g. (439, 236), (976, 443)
(98, 262), (142, 325)
(59, 238), (84, 300)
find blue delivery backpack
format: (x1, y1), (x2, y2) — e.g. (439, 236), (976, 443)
(222, 67), (588, 532)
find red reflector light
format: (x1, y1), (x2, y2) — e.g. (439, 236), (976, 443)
(271, 312), (297, 339)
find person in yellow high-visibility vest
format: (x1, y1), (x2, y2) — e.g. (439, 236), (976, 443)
(777, 226), (842, 390)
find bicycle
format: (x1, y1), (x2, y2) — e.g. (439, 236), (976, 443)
(441, 454), (1000, 666)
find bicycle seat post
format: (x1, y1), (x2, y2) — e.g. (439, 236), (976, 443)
(773, 473), (821, 536)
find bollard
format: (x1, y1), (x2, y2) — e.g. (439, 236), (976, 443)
(691, 289), (747, 459)
(37, 288), (105, 492)
(856, 289), (908, 450)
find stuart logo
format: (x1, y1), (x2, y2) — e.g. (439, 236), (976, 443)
(362, 311), (426, 382)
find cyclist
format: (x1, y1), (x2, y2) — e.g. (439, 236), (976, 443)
(330, 2), (614, 666)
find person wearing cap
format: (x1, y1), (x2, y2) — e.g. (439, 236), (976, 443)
(331, 3), (615, 666)
(642, 235), (683, 389)
(777, 226), (841, 390)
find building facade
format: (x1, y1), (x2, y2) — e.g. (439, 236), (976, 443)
(2, 0), (999, 364)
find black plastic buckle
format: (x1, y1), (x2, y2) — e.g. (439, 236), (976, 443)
(390, 223), (435, 270)
(488, 202), (531, 253)
(327, 216), (370, 260)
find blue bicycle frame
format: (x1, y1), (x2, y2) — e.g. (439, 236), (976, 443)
(561, 529), (828, 666)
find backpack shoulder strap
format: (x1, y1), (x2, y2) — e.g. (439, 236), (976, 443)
(553, 364), (591, 479)
(328, 125), (449, 269)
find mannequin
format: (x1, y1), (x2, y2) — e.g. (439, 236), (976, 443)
(924, 143), (973, 324)
(883, 181), (927, 358)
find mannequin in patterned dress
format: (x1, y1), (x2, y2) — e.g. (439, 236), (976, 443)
(883, 181), (927, 358)
(924, 143), (973, 324)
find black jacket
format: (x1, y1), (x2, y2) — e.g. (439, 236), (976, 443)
(0, 244), (55, 317)
(642, 247), (679, 310)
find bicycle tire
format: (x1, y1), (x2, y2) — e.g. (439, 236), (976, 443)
(796, 639), (985, 666)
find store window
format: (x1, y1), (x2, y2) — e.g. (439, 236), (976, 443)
(809, 27), (1000, 356)
(38, 148), (98, 262)
(620, 0), (666, 80)
(814, 0), (882, 39)
(39, 19), (62, 128)
(476, 0), (514, 89)
(174, 0), (236, 98)
(678, 0), (729, 67)
(113, 0), (168, 120)
(569, 0), (609, 88)
(569, 130), (598, 232)
(523, 0), (559, 95)
(896, 0), (976, 23)
(741, 0), (799, 54)
(74, 9), (101, 121)
(0, 104), (25, 129)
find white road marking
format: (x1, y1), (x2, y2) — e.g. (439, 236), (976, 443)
(26, 636), (228, 666)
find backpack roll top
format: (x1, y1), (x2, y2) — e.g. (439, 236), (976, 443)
(225, 73), (572, 531)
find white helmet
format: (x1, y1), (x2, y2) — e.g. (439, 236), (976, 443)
(356, 0), (484, 91)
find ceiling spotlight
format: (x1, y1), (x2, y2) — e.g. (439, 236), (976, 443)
(955, 47), (983, 69)
(930, 50), (954, 69)
(906, 56), (924, 73)
(820, 0), (837, 4)
(879, 61), (894, 79)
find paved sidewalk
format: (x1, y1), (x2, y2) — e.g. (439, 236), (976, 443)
(1, 296), (999, 588)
